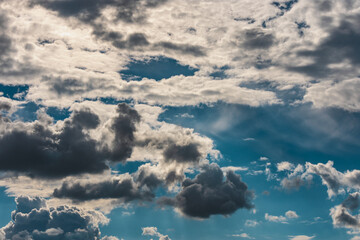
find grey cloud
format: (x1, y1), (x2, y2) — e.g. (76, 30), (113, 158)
(242, 29), (275, 50)
(46, 76), (112, 96)
(0, 104), (140, 178)
(106, 103), (141, 162)
(32, 0), (167, 24)
(72, 108), (100, 129)
(136, 166), (163, 190)
(0, 102), (11, 111)
(0, 120), (107, 178)
(342, 193), (360, 211)
(288, 15), (360, 77)
(53, 177), (154, 202)
(331, 205), (359, 229)
(158, 163), (254, 219)
(1, 196), (114, 240)
(163, 143), (201, 164)
(154, 41), (207, 57)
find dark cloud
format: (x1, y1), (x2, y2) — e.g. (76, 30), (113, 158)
(0, 104), (141, 178)
(0, 101), (11, 111)
(163, 143), (201, 164)
(242, 29), (275, 50)
(154, 41), (207, 57)
(106, 103), (141, 162)
(1, 196), (114, 240)
(53, 177), (154, 202)
(0, 120), (107, 179)
(158, 163), (254, 219)
(288, 15), (360, 77)
(136, 166), (163, 190)
(72, 108), (100, 129)
(331, 206), (359, 228)
(342, 193), (360, 211)
(32, 0), (167, 23)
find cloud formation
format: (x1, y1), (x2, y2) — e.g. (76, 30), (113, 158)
(158, 163), (254, 219)
(0, 196), (117, 240)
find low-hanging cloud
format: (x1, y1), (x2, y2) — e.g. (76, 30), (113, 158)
(158, 163), (254, 219)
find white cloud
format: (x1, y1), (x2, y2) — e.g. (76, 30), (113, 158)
(232, 233), (254, 239)
(142, 227), (171, 240)
(265, 210), (299, 223)
(277, 162), (295, 172)
(285, 211), (299, 219)
(245, 220), (259, 227)
(288, 235), (315, 240)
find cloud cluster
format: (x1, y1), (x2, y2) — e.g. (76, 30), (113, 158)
(265, 210), (299, 224)
(0, 196), (117, 240)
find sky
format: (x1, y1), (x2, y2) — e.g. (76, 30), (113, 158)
(0, 0), (360, 239)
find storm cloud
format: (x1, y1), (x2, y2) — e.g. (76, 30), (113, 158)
(0, 103), (140, 178)
(158, 163), (254, 219)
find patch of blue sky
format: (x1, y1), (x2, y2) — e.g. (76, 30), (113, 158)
(11, 101), (40, 122)
(46, 106), (71, 121)
(0, 83), (29, 101)
(0, 188), (15, 228)
(119, 56), (198, 81)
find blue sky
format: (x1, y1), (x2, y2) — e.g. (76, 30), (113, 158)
(0, 1), (360, 240)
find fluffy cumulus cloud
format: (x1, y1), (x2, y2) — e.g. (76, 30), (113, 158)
(0, 196), (118, 240)
(158, 163), (254, 219)
(265, 210), (299, 224)
(142, 227), (171, 240)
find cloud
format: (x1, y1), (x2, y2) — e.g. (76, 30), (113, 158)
(158, 163), (254, 219)
(277, 161), (295, 171)
(32, 0), (167, 24)
(0, 103), (140, 178)
(0, 196), (117, 240)
(330, 192), (360, 231)
(163, 143), (201, 164)
(288, 14), (360, 78)
(285, 210), (299, 219)
(232, 233), (254, 239)
(288, 235), (315, 240)
(265, 210), (299, 223)
(241, 29), (275, 50)
(142, 227), (171, 240)
(53, 174), (155, 203)
(245, 220), (259, 227)
(265, 213), (287, 223)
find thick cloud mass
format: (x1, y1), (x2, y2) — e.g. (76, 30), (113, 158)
(0, 196), (116, 240)
(0, 104), (140, 178)
(107, 103), (140, 162)
(163, 143), (201, 164)
(158, 163), (254, 219)
(53, 176), (154, 202)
